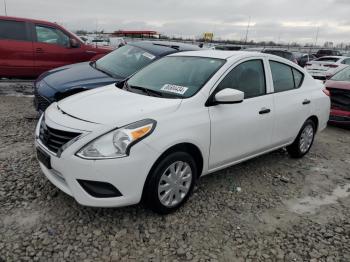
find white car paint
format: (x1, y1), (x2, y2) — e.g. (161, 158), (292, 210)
(35, 51), (330, 208)
(305, 56), (350, 79)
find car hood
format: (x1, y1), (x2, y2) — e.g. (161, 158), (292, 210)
(42, 62), (121, 92)
(57, 85), (182, 126)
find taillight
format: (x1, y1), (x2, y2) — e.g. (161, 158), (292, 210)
(324, 64), (338, 68)
(322, 88), (330, 96)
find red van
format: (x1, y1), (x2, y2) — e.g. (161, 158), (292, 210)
(0, 16), (114, 78)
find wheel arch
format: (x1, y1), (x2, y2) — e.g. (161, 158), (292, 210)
(141, 142), (204, 200)
(308, 115), (319, 132)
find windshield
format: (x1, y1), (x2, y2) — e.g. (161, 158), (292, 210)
(95, 45), (156, 78)
(331, 66), (350, 81)
(126, 56), (225, 98)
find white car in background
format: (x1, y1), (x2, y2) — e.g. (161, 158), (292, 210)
(305, 56), (350, 80)
(35, 51), (330, 214)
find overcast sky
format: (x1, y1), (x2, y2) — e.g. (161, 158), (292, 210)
(3, 0), (350, 44)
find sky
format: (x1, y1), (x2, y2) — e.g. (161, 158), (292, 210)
(2, 0), (350, 44)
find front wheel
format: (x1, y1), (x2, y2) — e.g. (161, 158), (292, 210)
(143, 152), (197, 214)
(287, 119), (316, 158)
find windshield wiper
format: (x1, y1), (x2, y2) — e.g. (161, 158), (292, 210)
(128, 85), (164, 97)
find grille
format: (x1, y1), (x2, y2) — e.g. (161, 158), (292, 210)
(34, 89), (51, 112)
(39, 119), (81, 154)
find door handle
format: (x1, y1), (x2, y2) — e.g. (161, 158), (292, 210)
(259, 108), (271, 114)
(302, 99), (311, 105)
(35, 48), (44, 53)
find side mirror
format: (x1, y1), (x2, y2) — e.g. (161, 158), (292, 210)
(70, 38), (80, 48)
(214, 88), (244, 104)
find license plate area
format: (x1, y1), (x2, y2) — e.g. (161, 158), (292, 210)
(37, 147), (52, 169)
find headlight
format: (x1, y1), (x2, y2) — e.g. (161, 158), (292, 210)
(76, 119), (156, 159)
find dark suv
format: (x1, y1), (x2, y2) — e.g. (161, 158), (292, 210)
(315, 49), (342, 58)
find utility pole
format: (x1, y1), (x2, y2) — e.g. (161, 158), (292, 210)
(244, 16), (251, 44)
(3, 0), (7, 16)
(314, 26), (320, 47)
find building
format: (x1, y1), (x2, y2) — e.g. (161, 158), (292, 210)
(112, 30), (159, 38)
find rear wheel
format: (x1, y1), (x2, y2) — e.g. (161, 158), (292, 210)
(287, 119), (316, 158)
(143, 152), (197, 214)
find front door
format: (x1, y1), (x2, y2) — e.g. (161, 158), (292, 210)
(209, 58), (274, 171)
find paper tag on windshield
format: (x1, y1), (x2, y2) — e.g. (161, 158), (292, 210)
(142, 52), (156, 60)
(161, 84), (188, 95)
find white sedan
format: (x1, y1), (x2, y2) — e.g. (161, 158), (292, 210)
(35, 51), (330, 214)
(305, 56), (350, 80)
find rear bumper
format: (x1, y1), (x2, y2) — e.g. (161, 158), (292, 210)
(328, 109), (350, 126)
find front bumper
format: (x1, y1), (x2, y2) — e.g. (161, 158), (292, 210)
(33, 80), (55, 113)
(35, 114), (159, 208)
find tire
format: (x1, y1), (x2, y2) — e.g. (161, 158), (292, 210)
(143, 151), (197, 214)
(287, 119), (316, 158)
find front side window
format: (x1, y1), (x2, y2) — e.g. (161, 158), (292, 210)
(127, 56), (225, 98)
(216, 60), (266, 99)
(35, 25), (70, 47)
(95, 45), (156, 78)
(331, 66), (350, 82)
(0, 20), (28, 41)
(270, 61), (304, 92)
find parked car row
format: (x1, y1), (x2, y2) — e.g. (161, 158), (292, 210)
(305, 56), (350, 80)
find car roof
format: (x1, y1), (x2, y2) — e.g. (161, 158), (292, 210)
(129, 41), (201, 56)
(316, 56), (344, 59)
(169, 50), (264, 60)
(0, 15), (59, 28)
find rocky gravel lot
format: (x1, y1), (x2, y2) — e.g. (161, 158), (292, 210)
(0, 92), (349, 261)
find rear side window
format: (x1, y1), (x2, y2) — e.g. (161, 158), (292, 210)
(269, 61), (304, 92)
(292, 68), (303, 88)
(216, 59), (266, 99)
(0, 20), (28, 41)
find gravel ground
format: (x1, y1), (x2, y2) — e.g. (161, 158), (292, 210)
(0, 93), (349, 262)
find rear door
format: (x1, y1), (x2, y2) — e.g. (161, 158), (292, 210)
(0, 19), (34, 77)
(268, 60), (311, 146)
(32, 24), (89, 75)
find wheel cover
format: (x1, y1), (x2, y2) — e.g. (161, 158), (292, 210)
(158, 161), (192, 207)
(299, 124), (314, 153)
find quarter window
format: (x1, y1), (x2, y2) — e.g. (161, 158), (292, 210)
(0, 20), (28, 41)
(35, 25), (70, 47)
(292, 68), (303, 88)
(269, 61), (304, 92)
(216, 60), (266, 99)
